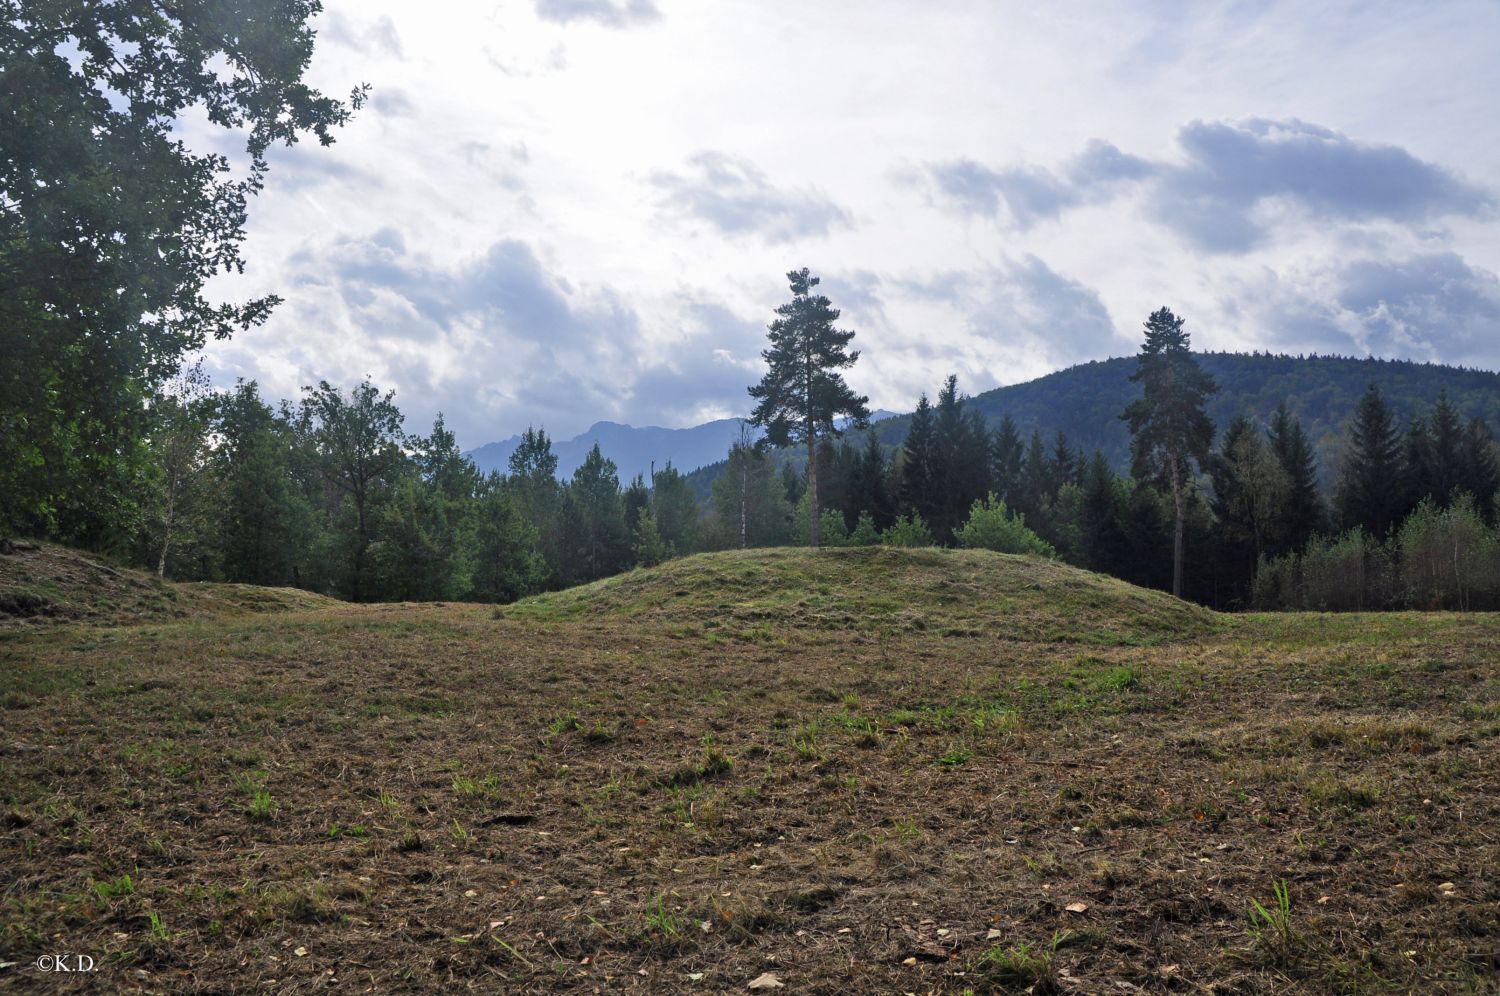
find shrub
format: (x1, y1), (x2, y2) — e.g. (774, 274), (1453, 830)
(955, 493), (1055, 557)
(882, 514), (934, 548)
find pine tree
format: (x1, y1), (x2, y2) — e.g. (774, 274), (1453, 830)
(563, 443), (630, 583)
(1079, 451), (1132, 576)
(1336, 383), (1405, 537)
(748, 268), (869, 546)
(991, 415), (1025, 506)
(1266, 403), (1324, 555)
(1427, 391), (1465, 505)
(849, 431), (897, 530)
(929, 376), (991, 543)
(1120, 307), (1218, 598)
(1460, 418), (1500, 523)
(900, 394), (939, 530)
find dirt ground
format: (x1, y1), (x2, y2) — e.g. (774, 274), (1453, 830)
(1, 548), (1497, 992)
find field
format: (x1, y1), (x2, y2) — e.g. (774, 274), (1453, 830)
(2, 545), (1498, 992)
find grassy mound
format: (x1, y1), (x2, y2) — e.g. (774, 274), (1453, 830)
(510, 546), (1223, 645)
(0, 543), (337, 627)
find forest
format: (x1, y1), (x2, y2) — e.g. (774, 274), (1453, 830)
(7, 344), (1497, 613)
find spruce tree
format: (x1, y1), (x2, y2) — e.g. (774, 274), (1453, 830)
(1335, 383), (1405, 537)
(991, 415), (1025, 506)
(1427, 391), (1465, 505)
(748, 269), (869, 546)
(900, 394), (939, 529)
(1120, 307), (1217, 598)
(1460, 418), (1500, 523)
(1266, 403), (1324, 555)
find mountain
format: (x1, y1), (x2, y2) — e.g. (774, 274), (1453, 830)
(467, 411), (900, 481)
(686, 353), (1500, 494)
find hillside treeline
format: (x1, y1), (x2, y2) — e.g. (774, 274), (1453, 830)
(38, 364), (1498, 612)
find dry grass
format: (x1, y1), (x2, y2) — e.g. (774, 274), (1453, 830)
(1, 546), (1497, 992)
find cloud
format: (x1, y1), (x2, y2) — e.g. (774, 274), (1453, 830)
(320, 12), (404, 58)
(254, 231), (770, 444)
(651, 152), (853, 243)
(922, 119), (1494, 252)
(1234, 252), (1500, 368)
(371, 88), (416, 118)
(898, 255), (1123, 367)
(534, 0), (660, 28)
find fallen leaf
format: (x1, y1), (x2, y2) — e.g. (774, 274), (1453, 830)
(1316, 896), (1331, 904)
(688, 973), (704, 981)
(986, 928), (1003, 940)
(293, 947), (308, 958)
(901, 957), (918, 966)
(748, 971), (785, 989)
(1065, 902), (1089, 914)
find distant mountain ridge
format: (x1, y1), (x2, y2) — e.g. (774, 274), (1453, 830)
(466, 411), (900, 481)
(683, 353), (1500, 494)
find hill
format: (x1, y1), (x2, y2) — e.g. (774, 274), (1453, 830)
(2, 546), (1495, 992)
(510, 546), (1220, 646)
(687, 353), (1500, 494)
(0, 542), (337, 628)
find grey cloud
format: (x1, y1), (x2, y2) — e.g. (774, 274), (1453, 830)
(534, 0), (660, 28)
(926, 141), (1152, 229)
(320, 12), (404, 58)
(924, 119), (1494, 252)
(1243, 253), (1500, 368)
(371, 88), (416, 118)
(652, 152), (853, 243)
(262, 143), (383, 193)
(899, 256), (1122, 366)
(1336, 253), (1500, 365)
(277, 232), (765, 445)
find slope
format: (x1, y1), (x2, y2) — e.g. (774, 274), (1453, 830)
(508, 546), (1221, 646)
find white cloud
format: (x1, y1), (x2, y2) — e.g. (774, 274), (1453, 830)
(193, 0), (1500, 447)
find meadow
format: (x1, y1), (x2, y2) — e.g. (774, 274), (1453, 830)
(2, 546), (1497, 992)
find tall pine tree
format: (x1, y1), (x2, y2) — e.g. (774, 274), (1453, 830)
(1120, 307), (1217, 598)
(748, 269), (869, 546)
(1335, 383), (1404, 537)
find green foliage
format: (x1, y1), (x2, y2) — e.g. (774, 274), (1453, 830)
(1396, 496), (1499, 610)
(882, 514), (935, 548)
(1, 1), (363, 541)
(632, 511), (674, 568)
(1337, 383), (1405, 537)
(955, 494), (1055, 557)
(748, 268), (870, 545)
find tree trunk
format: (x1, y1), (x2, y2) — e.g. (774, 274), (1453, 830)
(157, 483), (176, 579)
(739, 458), (748, 549)
(807, 424), (821, 547)
(1170, 461), (1185, 599)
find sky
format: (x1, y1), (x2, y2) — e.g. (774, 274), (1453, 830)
(197, 0), (1500, 449)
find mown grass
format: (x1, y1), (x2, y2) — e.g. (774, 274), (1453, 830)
(1, 546), (1496, 992)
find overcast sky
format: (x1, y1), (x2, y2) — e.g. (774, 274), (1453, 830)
(199, 0), (1500, 448)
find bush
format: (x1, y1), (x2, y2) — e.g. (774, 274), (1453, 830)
(882, 514), (934, 548)
(1396, 495), (1499, 610)
(847, 513), (880, 546)
(954, 493), (1055, 557)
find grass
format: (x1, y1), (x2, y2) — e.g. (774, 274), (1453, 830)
(1, 545), (1497, 991)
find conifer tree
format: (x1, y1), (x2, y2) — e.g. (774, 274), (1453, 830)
(748, 268), (869, 546)
(1120, 307), (1217, 598)
(1266, 403), (1324, 555)
(1336, 383), (1405, 537)
(991, 415), (1025, 506)
(900, 394), (939, 529)
(1460, 418), (1500, 523)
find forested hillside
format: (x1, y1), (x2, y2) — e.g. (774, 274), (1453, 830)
(688, 353), (1500, 495)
